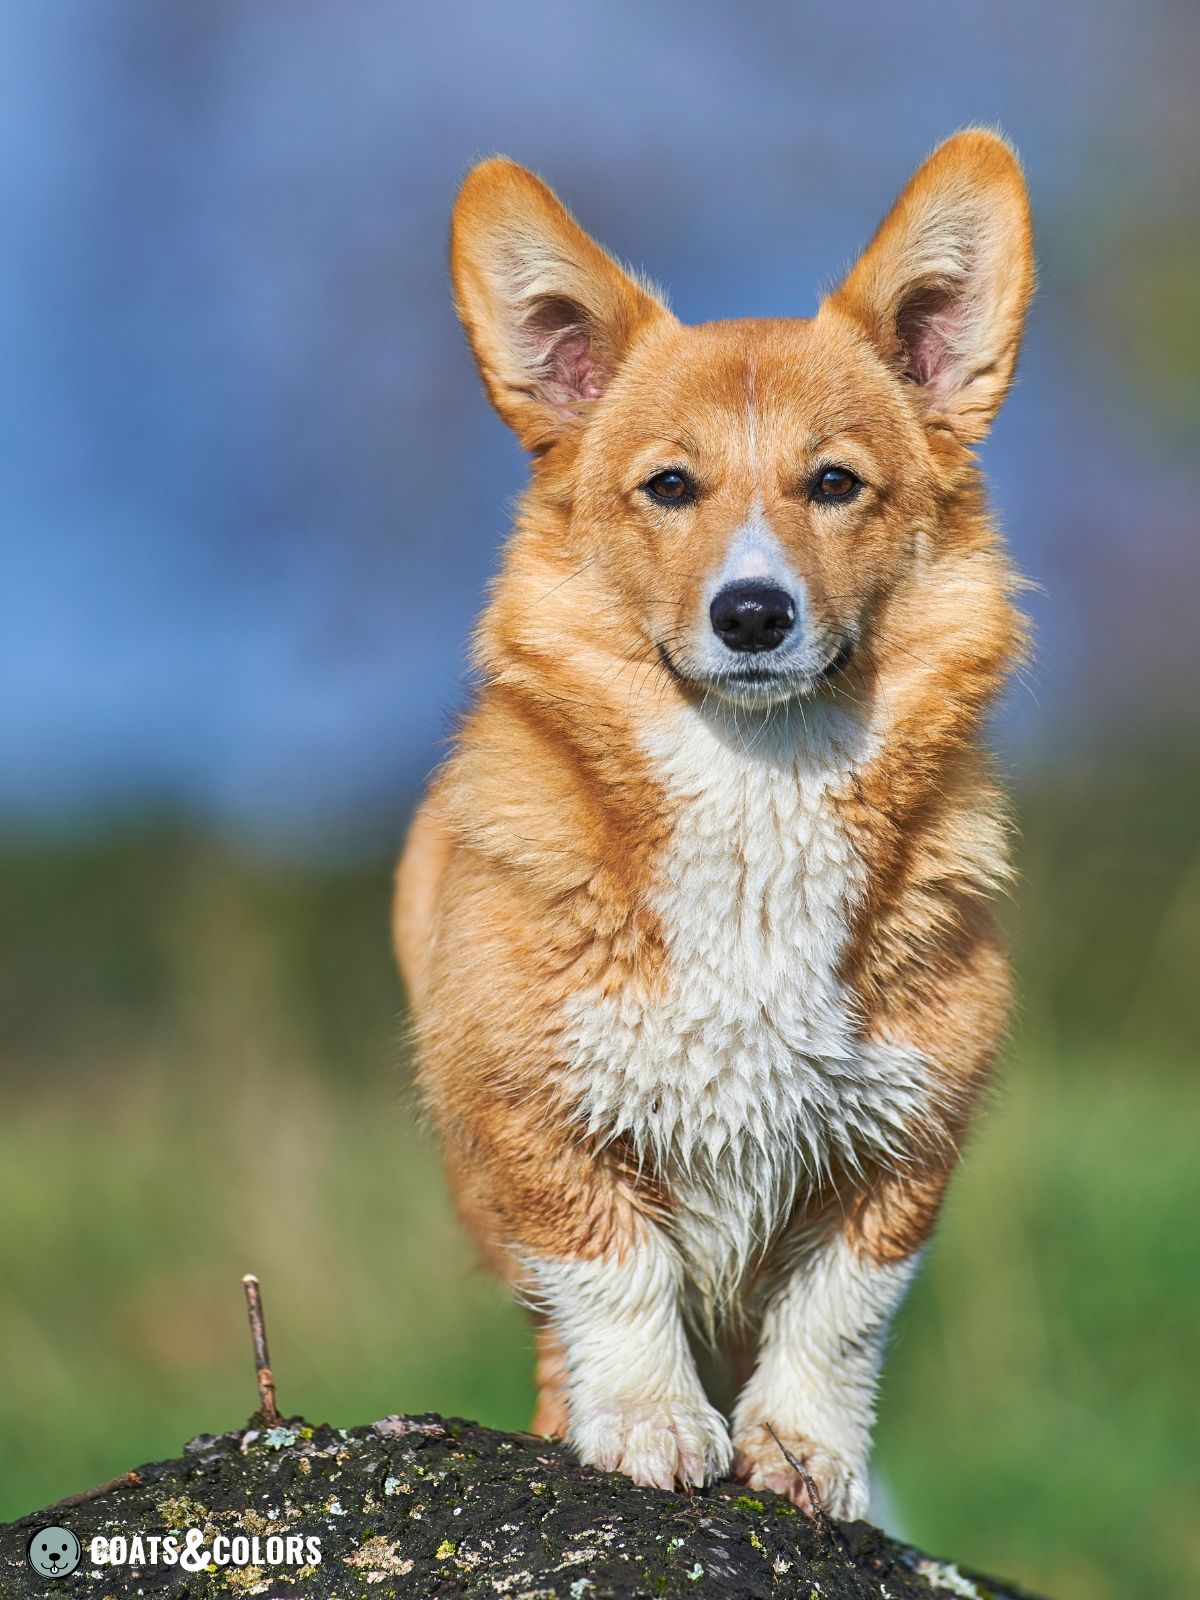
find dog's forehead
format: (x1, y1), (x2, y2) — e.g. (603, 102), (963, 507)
(619, 315), (891, 448)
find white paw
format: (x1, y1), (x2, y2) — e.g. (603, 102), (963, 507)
(732, 1421), (869, 1520)
(572, 1397), (733, 1491)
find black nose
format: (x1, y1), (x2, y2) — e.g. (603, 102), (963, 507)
(709, 583), (795, 653)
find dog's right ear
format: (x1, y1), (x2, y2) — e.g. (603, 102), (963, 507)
(826, 130), (1034, 445)
(451, 159), (672, 452)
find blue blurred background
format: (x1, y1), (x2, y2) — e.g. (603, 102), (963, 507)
(5, 0), (1198, 840)
(2, 5), (1198, 1597)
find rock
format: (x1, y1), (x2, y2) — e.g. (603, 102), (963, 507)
(0, 1414), (1050, 1598)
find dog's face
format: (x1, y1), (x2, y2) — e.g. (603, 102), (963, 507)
(452, 133), (1032, 708)
(570, 313), (934, 706)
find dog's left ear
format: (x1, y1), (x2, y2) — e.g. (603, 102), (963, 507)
(827, 129), (1034, 443)
(451, 159), (673, 453)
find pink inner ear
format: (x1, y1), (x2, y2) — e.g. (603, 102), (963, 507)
(522, 296), (606, 413)
(548, 329), (605, 404)
(897, 282), (971, 400)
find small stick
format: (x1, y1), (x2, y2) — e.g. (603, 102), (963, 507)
(765, 1424), (834, 1544)
(242, 1273), (281, 1426)
(48, 1470), (141, 1511)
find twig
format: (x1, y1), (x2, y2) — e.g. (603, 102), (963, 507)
(764, 1424), (835, 1544)
(241, 1273), (281, 1426)
(48, 1471), (141, 1510)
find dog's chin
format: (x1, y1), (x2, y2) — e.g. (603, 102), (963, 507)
(706, 670), (809, 708)
(659, 640), (855, 709)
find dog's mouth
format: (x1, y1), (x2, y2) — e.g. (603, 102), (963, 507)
(656, 635), (856, 704)
(817, 635), (856, 681)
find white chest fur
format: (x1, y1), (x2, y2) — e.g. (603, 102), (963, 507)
(559, 701), (930, 1318)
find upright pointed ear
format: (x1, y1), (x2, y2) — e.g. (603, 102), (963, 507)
(450, 158), (671, 451)
(827, 129), (1034, 444)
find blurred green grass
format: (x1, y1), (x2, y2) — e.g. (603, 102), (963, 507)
(1, 753), (1197, 1599)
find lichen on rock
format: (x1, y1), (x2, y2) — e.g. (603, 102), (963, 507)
(0, 1414), (1050, 1599)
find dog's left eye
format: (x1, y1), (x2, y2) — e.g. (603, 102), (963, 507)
(811, 466), (861, 502)
(643, 470), (694, 505)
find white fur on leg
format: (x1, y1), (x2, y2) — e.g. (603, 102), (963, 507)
(732, 1229), (919, 1519)
(521, 1232), (732, 1490)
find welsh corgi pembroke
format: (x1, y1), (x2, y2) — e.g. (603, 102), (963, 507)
(395, 130), (1033, 1516)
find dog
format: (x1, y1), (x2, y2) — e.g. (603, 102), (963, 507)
(395, 129), (1033, 1517)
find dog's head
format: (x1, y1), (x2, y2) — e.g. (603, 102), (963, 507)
(451, 132), (1032, 710)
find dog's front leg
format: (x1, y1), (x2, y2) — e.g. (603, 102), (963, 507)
(731, 1205), (925, 1519)
(525, 1225), (731, 1491)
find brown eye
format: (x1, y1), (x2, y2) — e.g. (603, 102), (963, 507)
(643, 470), (694, 504)
(812, 466), (861, 503)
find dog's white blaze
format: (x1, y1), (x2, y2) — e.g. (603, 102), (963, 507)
(561, 698), (932, 1318)
(521, 1236), (732, 1487)
(716, 505), (794, 587)
(732, 1229), (920, 1517)
(745, 359), (762, 492)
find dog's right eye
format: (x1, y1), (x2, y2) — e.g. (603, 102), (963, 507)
(643, 470), (694, 505)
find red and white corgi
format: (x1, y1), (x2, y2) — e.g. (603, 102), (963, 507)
(395, 130), (1033, 1516)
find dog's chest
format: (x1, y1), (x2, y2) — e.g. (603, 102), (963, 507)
(561, 705), (927, 1307)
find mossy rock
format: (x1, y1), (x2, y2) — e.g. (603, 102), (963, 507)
(0, 1414), (1049, 1599)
